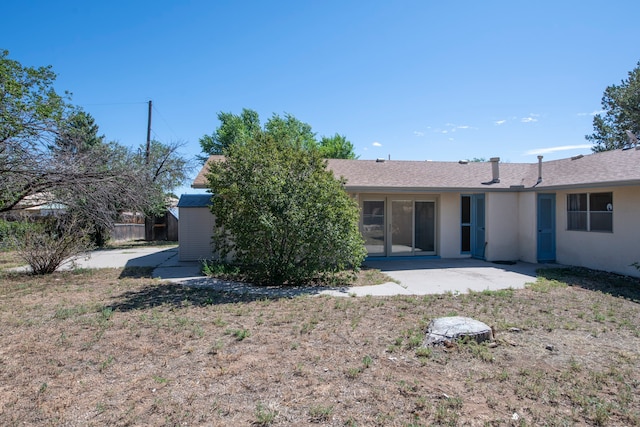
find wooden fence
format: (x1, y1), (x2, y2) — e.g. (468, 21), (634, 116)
(110, 223), (145, 242)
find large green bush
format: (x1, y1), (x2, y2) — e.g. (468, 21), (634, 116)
(206, 133), (366, 285)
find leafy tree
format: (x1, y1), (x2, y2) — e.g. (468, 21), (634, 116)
(137, 139), (192, 241)
(1, 51), (190, 218)
(199, 108), (357, 161)
(1, 49), (69, 212)
(319, 133), (358, 159)
(263, 113), (317, 151)
(198, 108), (261, 162)
(1, 51), (190, 265)
(206, 131), (366, 285)
(587, 61), (640, 152)
(53, 110), (105, 154)
(0, 50), (67, 150)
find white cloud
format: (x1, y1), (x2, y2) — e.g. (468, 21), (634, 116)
(372, 141), (382, 147)
(525, 144), (592, 155)
(521, 117), (538, 123)
(495, 120), (506, 125)
(413, 131), (425, 137)
(577, 110), (604, 117)
(457, 125), (470, 129)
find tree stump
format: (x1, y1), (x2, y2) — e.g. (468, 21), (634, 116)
(423, 316), (493, 346)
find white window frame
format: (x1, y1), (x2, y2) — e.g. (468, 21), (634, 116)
(567, 192), (613, 233)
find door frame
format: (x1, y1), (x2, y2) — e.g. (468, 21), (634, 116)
(361, 196), (437, 257)
(471, 194), (486, 259)
(361, 198), (386, 257)
(388, 197), (437, 256)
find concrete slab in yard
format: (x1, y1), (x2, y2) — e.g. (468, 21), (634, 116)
(55, 247), (551, 296)
(63, 245), (203, 280)
(362, 258), (545, 295)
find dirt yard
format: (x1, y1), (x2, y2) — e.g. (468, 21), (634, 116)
(0, 262), (639, 426)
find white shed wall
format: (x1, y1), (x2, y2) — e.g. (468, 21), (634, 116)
(178, 207), (215, 261)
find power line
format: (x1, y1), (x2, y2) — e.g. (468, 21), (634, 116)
(78, 101), (148, 107)
(151, 129), (164, 142)
(152, 104), (181, 140)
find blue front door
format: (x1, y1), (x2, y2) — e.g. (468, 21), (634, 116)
(537, 194), (556, 262)
(471, 194), (485, 259)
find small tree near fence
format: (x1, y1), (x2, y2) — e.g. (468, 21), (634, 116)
(7, 215), (92, 274)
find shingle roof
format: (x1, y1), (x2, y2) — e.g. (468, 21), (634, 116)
(326, 159), (537, 191)
(529, 148), (640, 189)
(191, 155), (224, 189)
(192, 148), (640, 192)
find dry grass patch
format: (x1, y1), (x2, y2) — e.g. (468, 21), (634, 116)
(0, 249), (24, 270)
(0, 266), (638, 426)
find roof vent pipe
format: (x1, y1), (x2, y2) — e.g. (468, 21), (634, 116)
(490, 157), (500, 183)
(537, 155), (543, 182)
(625, 130), (638, 148)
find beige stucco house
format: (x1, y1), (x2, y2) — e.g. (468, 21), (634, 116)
(185, 148), (640, 278)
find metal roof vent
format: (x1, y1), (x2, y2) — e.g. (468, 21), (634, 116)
(625, 130), (638, 149)
(482, 157), (500, 185)
(537, 155), (543, 182)
(571, 154), (584, 160)
(532, 155), (543, 187)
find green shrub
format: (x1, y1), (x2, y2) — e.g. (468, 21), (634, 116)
(206, 132), (366, 285)
(0, 219), (37, 250)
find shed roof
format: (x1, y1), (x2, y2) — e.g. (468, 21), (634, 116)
(177, 194), (212, 208)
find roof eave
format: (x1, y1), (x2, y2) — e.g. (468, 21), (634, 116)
(534, 179), (640, 191)
(343, 185), (530, 193)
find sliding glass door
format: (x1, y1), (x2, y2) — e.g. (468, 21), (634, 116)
(414, 201), (435, 253)
(389, 199), (436, 256)
(362, 200), (385, 255)
(391, 200), (413, 254)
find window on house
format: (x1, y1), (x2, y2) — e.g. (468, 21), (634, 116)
(567, 192), (612, 232)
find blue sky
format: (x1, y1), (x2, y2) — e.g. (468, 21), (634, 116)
(3, 1), (639, 195)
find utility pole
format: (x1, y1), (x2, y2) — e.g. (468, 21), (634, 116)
(145, 100), (153, 241)
(146, 100), (152, 163)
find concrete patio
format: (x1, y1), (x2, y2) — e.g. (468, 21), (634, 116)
(64, 245), (554, 296)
